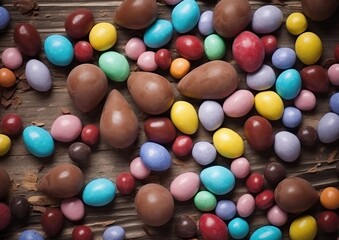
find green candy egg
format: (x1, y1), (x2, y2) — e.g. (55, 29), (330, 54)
(98, 51), (130, 82)
(204, 34), (226, 60)
(194, 190), (217, 211)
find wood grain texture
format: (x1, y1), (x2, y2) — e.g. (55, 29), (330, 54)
(0, 0), (338, 239)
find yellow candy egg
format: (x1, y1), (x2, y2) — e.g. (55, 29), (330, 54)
(89, 22), (117, 51)
(289, 215), (317, 240)
(0, 134), (11, 156)
(254, 91), (284, 120)
(170, 58), (190, 79)
(213, 128), (244, 159)
(295, 32), (322, 65)
(286, 12), (308, 35)
(170, 101), (198, 134)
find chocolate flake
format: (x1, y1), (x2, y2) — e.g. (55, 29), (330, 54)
(31, 120), (45, 127)
(60, 106), (71, 115)
(14, 0), (39, 15)
(22, 171), (38, 191)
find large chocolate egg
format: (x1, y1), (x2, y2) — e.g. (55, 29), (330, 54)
(213, 0), (252, 38)
(37, 163), (84, 199)
(177, 60), (238, 99)
(67, 64), (108, 112)
(100, 89), (139, 149)
(127, 72), (174, 115)
(135, 183), (174, 226)
(0, 168), (10, 199)
(274, 177), (319, 214)
(13, 23), (41, 57)
(301, 0), (339, 21)
(113, 0), (158, 29)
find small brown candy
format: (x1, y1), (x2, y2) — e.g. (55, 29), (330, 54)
(0, 168), (10, 199)
(297, 125), (318, 146)
(10, 196), (30, 221)
(68, 142), (91, 167)
(175, 215), (197, 239)
(264, 162), (286, 186)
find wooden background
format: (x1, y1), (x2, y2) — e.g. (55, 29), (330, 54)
(0, 0), (338, 239)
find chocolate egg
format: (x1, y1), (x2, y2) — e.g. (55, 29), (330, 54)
(127, 72), (174, 115)
(64, 9), (94, 39)
(177, 60), (238, 99)
(244, 116), (274, 151)
(113, 0), (158, 29)
(300, 65), (329, 94)
(274, 177), (319, 214)
(0, 168), (10, 199)
(37, 163), (84, 199)
(301, 0), (339, 21)
(213, 0), (252, 38)
(100, 89), (139, 149)
(13, 23), (41, 57)
(135, 183), (174, 226)
(67, 64), (108, 112)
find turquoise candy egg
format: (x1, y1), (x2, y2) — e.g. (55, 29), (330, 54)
(200, 165), (235, 195)
(44, 34), (74, 66)
(275, 69), (301, 100)
(228, 217), (250, 239)
(98, 51), (130, 82)
(140, 142), (172, 171)
(82, 178), (116, 207)
(172, 0), (200, 33)
(144, 19), (173, 48)
(23, 126), (54, 157)
(250, 225), (282, 240)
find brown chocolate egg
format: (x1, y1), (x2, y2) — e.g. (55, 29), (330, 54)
(244, 116), (274, 151)
(274, 176), (319, 214)
(67, 64), (108, 112)
(100, 89), (139, 149)
(300, 65), (329, 94)
(127, 72), (174, 115)
(135, 183), (174, 226)
(144, 117), (176, 144)
(213, 0), (252, 38)
(13, 23), (41, 57)
(64, 9), (94, 39)
(0, 168), (10, 199)
(37, 163), (84, 199)
(301, 0), (339, 21)
(113, 0), (158, 29)
(177, 60), (239, 99)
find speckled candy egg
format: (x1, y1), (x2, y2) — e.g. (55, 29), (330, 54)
(170, 172), (200, 201)
(282, 107), (302, 128)
(317, 112), (339, 143)
(172, 0), (200, 33)
(82, 178), (116, 207)
(140, 142), (172, 171)
(198, 100), (224, 131)
(274, 131), (301, 162)
(144, 19), (173, 48)
(252, 5), (283, 34)
(250, 226), (282, 240)
(275, 69), (301, 100)
(192, 141), (217, 165)
(246, 64), (276, 91)
(272, 48), (296, 70)
(50, 114), (82, 142)
(25, 59), (52, 92)
(223, 89), (254, 118)
(213, 128), (244, 159)
(171, 101), (198, 135)
(23, 126), (54, 157)
(44, 34), (74, 66)
(198, 10), (214, 36)
(200, 165), (235, 195)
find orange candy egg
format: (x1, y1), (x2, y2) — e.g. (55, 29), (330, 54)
(320, 187), (339, 210)
(0, 68), (16, 88)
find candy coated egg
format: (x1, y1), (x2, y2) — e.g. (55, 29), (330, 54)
(289, 215), (317, 240)
(68, 142), (91, 167)
(254, 91), (284, 120)
(99, 51), (130, 82)
(228, 217), (249, 240)
(274, 131), (301, 162)
(64, 9), (94, 39)
(144, 117), (176, 144)
(144, 19), (173, 48)
(264, 162), (286, 186)
(170, 101), (198, 134)
(272, 48), (296, 69)
(1, 47), (22, 70)
(260, 35), (278, 56)
(82, 178), (116, 207)
(286, 12), (308, 35)
(169, 57), (190, 79)
(74, 41), (93, 62)
(198, 10), (214, 36)
(328, 63), (339, 86)
(89, 22), (117, 51)
(13, 23), (41, 57)
(0, 6), (10, 30)
(81, 124), (100, 146)
(282, 107), (302, 128)
(330, 92), (339, 114)
(137, 51), (158, 72)
(297, 125), (318, 146)
(237, 193), (255, 218)
(175, 35), (204, 60)
(0, 134), (11, 156)
(198, 100), (224, 131)
(23, 126), (54, 157)
(172, 135), (193, 157)
(215, 200), (236, 221)
(125, 37), (146, 61)
(154, 49), (172, 70)
(164, 0), (182, 5)
(0, 203), (10, 231)
(255, 189), (274, 210)
(317, 112), (339, 143)
(170, 172), (200, 201)
(213, 128), (244, 159)
(44, 34), (74, 66)
(103, 226), (125, 240)
(199, 214), (228, 240)
(301, 65), (329, 93)
(18, 230), (44, 240)
(275, 69), (301, 100)
(25, 59), (52, 92)
(230, 157), (250, 179)
(72, 225), (93, 239)
(50, 114), (82, 142)
(246, 172), (265, 194)
(61, 197), (85, 221)
(316, 211), (339, 233)
(320, 187), (339, 210)
(140, 142), (172, 171)
(295, 32), (322, 65)
(192, 141), (217, 165)
(115, 172), (135, 195)
(174, 215), (197, 239)
(194, 191), (217, 211)
(294, 89), (316, 111)
(172, 0), (200, 33)
(204, 34), (226, 60)
(0, 68), (16, 88)
(0, 113), (23, 137)
(200, 165), (235, 195)
(129, 157), (151, 180)
(267, 205), (288, 226)
(246, 64), (276, 91)
(250, 226), (282, 240)
(223, 89), (254, 118)
(252, 5), (283, 34)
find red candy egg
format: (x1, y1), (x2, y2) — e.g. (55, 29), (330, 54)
(199, 213), (229, 240)
(316, 211), (339, 233)
(260, 35), (278, 56)
(175, 35), (204, 61)
(81, 124), (100, 146)
(0, 113), (23, 136)
(0, 203), (11, 231)
(255, 189), (275, 210)
(144, 117), (176, 144)
(172, 135), (193, 157)
(155, 49), (172, 70)
(72, 225), (93, 240)
(41, 208), (64, 236)
(246, 172), (265, 194)
(116, 172), (136, 195)
(74, 41), (94, 63)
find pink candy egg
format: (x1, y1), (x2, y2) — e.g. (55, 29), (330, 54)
(223, 89), (254, 118)
(1, 47), (23, 69)
(267, 205), (288, 226)
(294, 89), (316, 111)
(230, 157), (250, 179)
(125, 37), (146, 60)
(327, 63), (339, 86)
(130, 157), (151, 180)
(61, 197), (85, 221)
(170, 172), (200, 201)
(236, 193), (255, 218)
(137, 51), (158, 72)
(50, 114), (82, 142)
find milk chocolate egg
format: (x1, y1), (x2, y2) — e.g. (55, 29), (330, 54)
(13, 23), (41, 57)
(177, 60), (238, 99)
(113, 0), (158, 29)
(0, 168), (10, 199)
(100, 89), (139, 149)
(67, 64), (108, 112)
(127, 72), (174, 115)
(301, 0), (339, 21)
(37, 163), (84, 199)
(213, 0), (252, 38)
(274, 177), (319, 214)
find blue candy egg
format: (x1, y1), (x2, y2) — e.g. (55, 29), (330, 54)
(250, 225), (282, 240)
(198, 100), (224, 131)
(198, 10), (214, 36)
(252, 5), (283, 34)
(172, 0), (200, 33)
(140, 142), (172, 171)
(200, 165), (235, 195)
(25, 59), (52, 92)
(192, 141), (217, 165)
(329, 92), (339, 114)
(103, 226), (125, 240)
(246, 64), (276, 91)
(282, 106), (302, 128)
(144, 19), (173, 49)
(0, 6), (10, 30)
(272, 48), (296, 70)
(215, 200), (236, 220)
(23, 126), (54, 158)
(275, 69), (301, 100)
(228, 217), (250, 239)
(44, 34), (74, 66)
(82, 178), (116, 207)
(274, 131), (301, 162)
(19, 229), (45, 240)
(317, 112), (339, 143)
